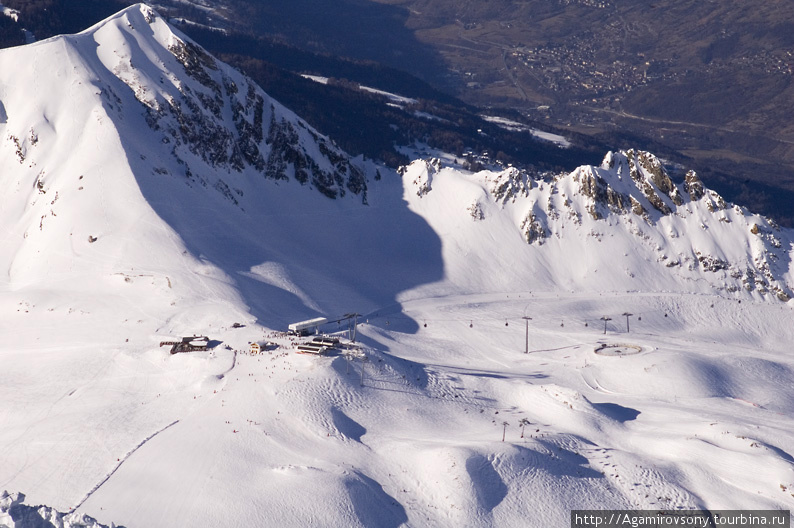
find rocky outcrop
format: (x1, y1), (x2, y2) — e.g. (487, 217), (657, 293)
(488, 167), (531, 204)
(684, 170), (704, 201)
(634, 150), (683, 205)
(119, 13), (368, 203)
(467, 201), (485, 220)
(574, 167), (628, 219)
(0, 491), (122, 528)
(520, 211), (547, 244)
(695, 251), (730, 272)
(625, 149), (673, 214)
(402, 158), (441, 197)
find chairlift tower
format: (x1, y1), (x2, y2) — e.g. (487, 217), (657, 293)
(339, 312), (360, 342)
(522, 316), (532, 354)
(600, 316), (612, 335)
(622, 312), (633, 333)
(351, 313), (359, 342)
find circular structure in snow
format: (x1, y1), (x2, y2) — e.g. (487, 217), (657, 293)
(594, 343), (643, 356)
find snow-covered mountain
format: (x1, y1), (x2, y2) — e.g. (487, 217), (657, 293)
(399, 149), (792, 302)
(0, 3), (436, 331)
(1, 5), (793, 528)
(1, 2), (790, 326)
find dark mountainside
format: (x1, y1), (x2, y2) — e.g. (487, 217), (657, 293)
(0, 0), (127, 42)
(167, 23), (608, 175)
(176, 0), (794, 225)
(2, 0), (792, 224)
(0, 0), (606, 175)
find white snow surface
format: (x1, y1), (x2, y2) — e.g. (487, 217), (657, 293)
(1, 491), (113, 528)
(481, 115), (571, 147)
(301, 74), (418, 106)
(301, 73), (330, 84)
(359, 85), (418, 105)
(1, 5), (794, 528)
(0, 4), (18, 22)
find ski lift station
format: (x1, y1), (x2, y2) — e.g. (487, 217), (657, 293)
(159, 336), (210, 354)
(288, 317), (328, 336)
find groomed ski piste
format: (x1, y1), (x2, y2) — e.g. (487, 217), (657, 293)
(0, 5), (793, 527)
(3, 289), (794, 527)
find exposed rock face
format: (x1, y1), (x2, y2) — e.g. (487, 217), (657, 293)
(585, 150), (717, 220)
(574, 167), (629, 219)
(634, 149), (684, 205)
(625, 149), (673, 214)
(684, 170), (704, 201)
(467, 201), (485, 220)
(401, 158), (441, 197)
(1, 491), (121, 528)
(520, 211), (547, 244)
(630, 195), (648, 218)
(118, 8), (367, 203)
(488, 167), (531, 203)
(705, 190), (727, 212)
(696, 251), (730, 272)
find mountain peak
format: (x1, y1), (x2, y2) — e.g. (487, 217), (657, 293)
(3, 3), (368, 204)
(1, 3), (791, 308)
(0, 4), (372, 298)
(79, 2), (166, 36)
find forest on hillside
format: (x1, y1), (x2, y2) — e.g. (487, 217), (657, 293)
(0, 0), (129, 43)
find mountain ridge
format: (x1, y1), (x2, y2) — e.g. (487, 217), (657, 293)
(398, 148), (792, 303)
(0, 3), (445, 331)
(138, 0), (794, 227)
(1, 7), (794, 527)
(1, 4), (792, 316)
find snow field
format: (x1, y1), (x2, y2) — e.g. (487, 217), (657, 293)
(3, 266), (794, 526)
(356, 291), (794, 515)
(1, 5), (793, 527)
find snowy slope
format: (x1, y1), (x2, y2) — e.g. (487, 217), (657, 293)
(0, 3), (440, 331)
(398, 150), (793, 302)
(1, 5), (794, 528)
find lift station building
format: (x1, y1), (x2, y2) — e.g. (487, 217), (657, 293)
(288, 317), (328, 336)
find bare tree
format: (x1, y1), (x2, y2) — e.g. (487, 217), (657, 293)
(502, 421), (509, 442)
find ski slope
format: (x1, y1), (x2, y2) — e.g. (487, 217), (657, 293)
(0, 4), (793, 527)
(3, 288), (793, 527)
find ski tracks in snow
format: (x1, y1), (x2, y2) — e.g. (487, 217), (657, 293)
(576, 442), (699, 510)
(73, 419), (179, 511)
